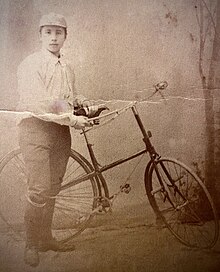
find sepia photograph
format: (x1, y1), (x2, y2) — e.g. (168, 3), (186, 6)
(0, 0), (220, 271)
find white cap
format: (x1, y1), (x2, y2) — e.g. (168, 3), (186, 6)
(39, 12), (67, 28)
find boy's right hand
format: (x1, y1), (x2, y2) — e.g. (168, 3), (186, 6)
(71, 115), (92, 129)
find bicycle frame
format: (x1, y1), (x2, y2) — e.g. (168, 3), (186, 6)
(61, 105), (159, 192)
(1, 81), (218, 249)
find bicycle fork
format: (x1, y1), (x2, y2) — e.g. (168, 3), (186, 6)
(152, 161), (188, 210)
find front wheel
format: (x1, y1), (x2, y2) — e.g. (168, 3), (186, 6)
(145, 158), (219, 249)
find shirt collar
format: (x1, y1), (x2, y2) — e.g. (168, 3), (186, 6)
(41, 48), (66, 66)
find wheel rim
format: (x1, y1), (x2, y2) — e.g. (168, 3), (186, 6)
(147, 158), (219, 249)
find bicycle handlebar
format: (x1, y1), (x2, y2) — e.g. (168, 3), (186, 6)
(73, 81), (168, 124)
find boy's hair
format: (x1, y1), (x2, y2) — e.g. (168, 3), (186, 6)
(39, 26), (67, 38)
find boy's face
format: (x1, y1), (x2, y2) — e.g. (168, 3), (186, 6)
(40, 26), (66, 56)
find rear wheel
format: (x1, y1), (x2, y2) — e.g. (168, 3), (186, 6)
(145, 158), (219, 249)
(0, 149), (102, 243)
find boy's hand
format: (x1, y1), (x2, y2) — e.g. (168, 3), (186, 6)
(74, 96), (98, 117)
(74, 95), (88, 107)
(71, 116), (92, 130)
(74, 95), (94, 108)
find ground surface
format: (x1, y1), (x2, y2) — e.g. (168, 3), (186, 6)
(0, 205), (220, 272)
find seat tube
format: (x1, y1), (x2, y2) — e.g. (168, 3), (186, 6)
(82, 129), (100, 171)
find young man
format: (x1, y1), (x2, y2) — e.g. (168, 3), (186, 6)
(17, 13), (93, 267)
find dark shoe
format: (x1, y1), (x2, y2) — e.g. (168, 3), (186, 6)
(39, 238), (75, 252)
(24, 246), (39, 267)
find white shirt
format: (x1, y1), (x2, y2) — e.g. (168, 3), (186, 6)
(17, 49), (77, 114)
(16, 49), (83, 125)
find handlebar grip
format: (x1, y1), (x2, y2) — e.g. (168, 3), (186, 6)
(73, 105), (109, 118)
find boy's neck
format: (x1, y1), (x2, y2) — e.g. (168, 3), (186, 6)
(53, 51), (61, 58)
(44, 48), (60, 58)
(51, 51), (60, 58)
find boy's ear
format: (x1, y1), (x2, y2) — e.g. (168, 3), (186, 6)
(39, 31), (42, 42)
(39, 26), (43, 41)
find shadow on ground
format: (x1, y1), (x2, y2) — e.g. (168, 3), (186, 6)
(0, 204), (220, 272)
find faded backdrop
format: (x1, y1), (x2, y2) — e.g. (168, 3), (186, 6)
(0, 0), (211, 207)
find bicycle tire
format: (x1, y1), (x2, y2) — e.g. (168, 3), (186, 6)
(0, 148), (104, 243)
(145, 157), (219, 249)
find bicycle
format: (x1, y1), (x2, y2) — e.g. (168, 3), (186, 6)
(0, 82), (219, 249)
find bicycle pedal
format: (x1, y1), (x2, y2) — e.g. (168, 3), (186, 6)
(120, 184), (131, 194)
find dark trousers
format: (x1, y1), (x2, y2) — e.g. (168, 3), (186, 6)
(18, 117), (71, 246)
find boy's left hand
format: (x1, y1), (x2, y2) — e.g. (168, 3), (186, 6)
(74, 95), (91, 107)
(74, 95), (97, 116)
